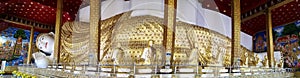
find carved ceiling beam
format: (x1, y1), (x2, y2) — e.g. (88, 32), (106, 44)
(0, 14), (54, 30)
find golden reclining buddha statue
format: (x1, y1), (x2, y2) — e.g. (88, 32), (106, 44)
(59, 12), (252, 66)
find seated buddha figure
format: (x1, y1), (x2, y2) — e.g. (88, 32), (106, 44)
(240, 52), (249, 66)
(277, 58), (283, 68)
(203, 46), (213, 65)
(141, 40), (157, 65)
(250, 54), (260, 66)
(261, 55), (269, 67)
(223, 52), (231, 66)
(111, 43), (124, 65)
(32, 32), (55, 68)
(188, 43), (200, 65)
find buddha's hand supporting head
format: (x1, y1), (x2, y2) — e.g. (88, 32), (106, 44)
(32, 52), (49, 68)
(36, 32), (55, 54)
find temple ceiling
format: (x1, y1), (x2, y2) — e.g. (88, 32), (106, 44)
(0, 0), (299, 36)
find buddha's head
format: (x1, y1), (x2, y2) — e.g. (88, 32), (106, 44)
(244, 52), (248, 56)
(116, 43), (121, 48)
(36, 32), (55, 54)
(148, 40), (154, 47)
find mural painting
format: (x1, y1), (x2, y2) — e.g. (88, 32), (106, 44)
(253, 20), (300, 68)
(253, 31), (267, 52)
(0, 27), (39, 66)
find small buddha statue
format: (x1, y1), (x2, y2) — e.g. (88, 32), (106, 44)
(261, 55), (269, 67)
(273, 60), (277, 67)
(112, 43), (124, 65)
(141, 40), (156, 65)
(188, 43), (200, 65)
(223, 52), (230, 66)
(277, 59), (283, 68)
(198, 47), (206, 65)
(203, 46), (212, 64)
(252, 54), (260, 66)
(240, 52), (249, 66)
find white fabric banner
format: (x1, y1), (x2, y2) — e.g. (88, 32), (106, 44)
(79, 0), (253, 51)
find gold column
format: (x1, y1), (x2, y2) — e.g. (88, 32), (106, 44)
(89, 0), (100, 65)
(26, 27), (34, 64)
(163, 0), (177, 65)
(98, 0), (102, 64)
(266, 9), (274, 67)
(231, 0), (241, 65)
(54, 0), (63, 63)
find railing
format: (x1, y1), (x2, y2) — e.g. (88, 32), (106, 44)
(14, 64), (296, 78)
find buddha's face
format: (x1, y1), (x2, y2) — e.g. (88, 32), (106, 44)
(148, 40), (154, 46)
(36, 33), (55, 54)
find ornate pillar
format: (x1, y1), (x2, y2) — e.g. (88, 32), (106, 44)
(266, 9), (274, 67)
(163, 0), (177, 66)
(26, 27), (34, 64)
(231, 0), (241, 65)
(54, 0), (63, 63)
(89, 0), (101, 65)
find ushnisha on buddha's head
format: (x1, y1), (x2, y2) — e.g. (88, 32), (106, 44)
(36, 32), (55, 54)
